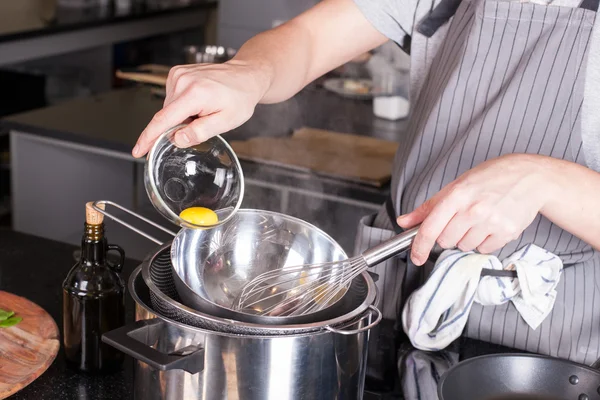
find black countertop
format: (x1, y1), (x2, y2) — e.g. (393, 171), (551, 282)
(0, 229), (526, 400)
(0, 0), (217, 44)
(2, 83), (406, 203)
(0, 228), (136, 400)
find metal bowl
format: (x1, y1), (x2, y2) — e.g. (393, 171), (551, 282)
(170, 209), (355, 323)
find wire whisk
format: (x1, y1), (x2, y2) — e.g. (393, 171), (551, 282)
(232, 226), (420, 317)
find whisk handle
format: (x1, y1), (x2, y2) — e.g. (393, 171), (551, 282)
(362, 225), (419, 267)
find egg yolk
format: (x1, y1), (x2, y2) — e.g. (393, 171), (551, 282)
(179, 207), (219, 226)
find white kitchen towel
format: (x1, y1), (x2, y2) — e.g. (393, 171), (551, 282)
(401, 244), (563, 351)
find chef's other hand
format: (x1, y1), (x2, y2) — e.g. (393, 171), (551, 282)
(132, 61), (270, 158)
(396, 154), (555, 266)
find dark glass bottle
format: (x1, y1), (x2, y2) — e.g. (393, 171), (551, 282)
(62, 202), (126, 373)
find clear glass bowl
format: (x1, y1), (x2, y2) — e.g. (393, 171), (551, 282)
(144, 124), (244, 229)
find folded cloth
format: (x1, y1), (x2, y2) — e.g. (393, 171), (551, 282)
(401, 244), (563, 352)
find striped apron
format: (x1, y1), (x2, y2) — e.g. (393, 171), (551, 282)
(355, 0), (600, 365)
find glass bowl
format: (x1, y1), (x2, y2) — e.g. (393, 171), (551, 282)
(144, 124), (244, 229)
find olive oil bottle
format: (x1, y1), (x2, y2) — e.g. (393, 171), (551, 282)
(62, 202), (126, 373)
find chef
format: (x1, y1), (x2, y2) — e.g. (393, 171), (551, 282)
(132, 0), (600, 365)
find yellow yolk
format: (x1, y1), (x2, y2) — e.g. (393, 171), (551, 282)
(179, 207), (219, 226)
(314, 285), (344, 305)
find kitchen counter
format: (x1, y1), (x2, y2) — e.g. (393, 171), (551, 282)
(2, 83), (401, 202)
(2, 84), (407, 258)
(0, 229), (136, 399)
(0, 229), (526, 399)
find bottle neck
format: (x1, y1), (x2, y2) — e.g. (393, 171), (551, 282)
(81, 223), (107, 265)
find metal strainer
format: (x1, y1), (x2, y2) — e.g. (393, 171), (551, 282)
(142, 244), (381, 336)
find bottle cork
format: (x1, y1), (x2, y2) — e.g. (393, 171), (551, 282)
(85, 202), (105, 225)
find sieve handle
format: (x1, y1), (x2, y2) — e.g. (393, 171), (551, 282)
(92, 200), (177, 245)
(361, 225), (420, 267)
(324, 305), (382, 336)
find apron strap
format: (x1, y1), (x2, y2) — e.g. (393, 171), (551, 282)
(417, 0), (464, 38)
(418, 0), (600, 38)
(386, 195), (405, 234)
(579, 0), (600, 11)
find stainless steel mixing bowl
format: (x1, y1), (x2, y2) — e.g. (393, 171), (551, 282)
(91, 201), (361, 324)
(171, 209), (354, 322)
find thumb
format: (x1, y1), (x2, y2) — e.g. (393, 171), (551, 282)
(397, 199), (432, 228)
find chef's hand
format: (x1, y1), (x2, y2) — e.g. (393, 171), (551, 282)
(132, 61), (270, 158)
(397, 154), (555, 266)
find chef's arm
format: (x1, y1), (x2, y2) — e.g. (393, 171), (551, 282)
(134, 0), (388, 156)
(540, 156), (600, 250)
(231, 0), (388, 104)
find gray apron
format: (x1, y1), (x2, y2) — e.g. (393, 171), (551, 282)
(355, 0), (600, 365)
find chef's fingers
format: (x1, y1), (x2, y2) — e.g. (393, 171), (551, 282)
(406, 198), (459, 266)
(133, 90), (202, 157)
(164, 65), (196, 107)
(171, 112), (226, 147)
(436, 214), (472, 249)
(456, 225), (490, 252)
(396, 199), (431, 228)
(476, 234), (507, 254)
(173, 103), (255, 147)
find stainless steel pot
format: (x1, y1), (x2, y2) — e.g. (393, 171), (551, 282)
(103, 267), (377, 400)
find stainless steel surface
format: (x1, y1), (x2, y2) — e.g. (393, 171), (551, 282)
(105, 267), (373, 400)
(184, 45), (236, 64)
(93, 200), (376, 325)
(92, 200), (177, 245)
(171, 209), (356, 321)
(324, 305), (382, 336)
(234, 226), (419, 317)
(143, 244), (379, 335)
(361, 226), (419, 266)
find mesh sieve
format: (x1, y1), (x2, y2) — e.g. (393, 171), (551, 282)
(142, 244), (376, 335)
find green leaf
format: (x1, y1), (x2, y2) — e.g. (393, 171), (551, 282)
(0, 309), (15, 321)
(0, 316), (22, 328)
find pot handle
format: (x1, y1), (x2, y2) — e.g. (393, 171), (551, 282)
(102, 319), (205, 374)
(324, 305), (382, 336)
(92, 200), (177, 245)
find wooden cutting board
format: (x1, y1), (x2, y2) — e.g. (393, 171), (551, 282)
(230, 127), (399, 187)
(0, 291), (60, 399)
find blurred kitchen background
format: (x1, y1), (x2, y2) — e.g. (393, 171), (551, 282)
(0, 0), (411, 261)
